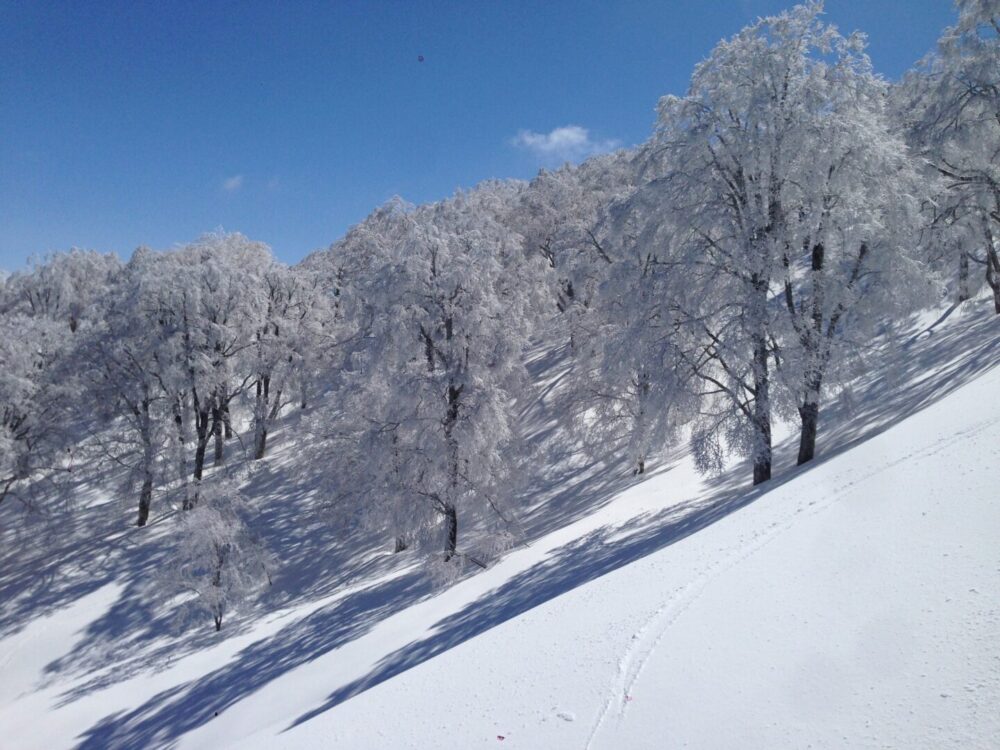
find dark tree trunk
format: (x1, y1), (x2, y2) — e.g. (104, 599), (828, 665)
(254, 425), (268, 461)
(797, 402), (819, 466)
(137, 476), (152, 527)
(440, 313), (464, 557)
(751, 279), (772, 486)
(137, 395), (155, 526)
(253, 375), (270, 460)
(173, 396), (190, 506)
(443, 504), (458, 562)
(794, 243), (827, 467)
(982, 218), (1000, 314)
(958, 250), (971, 302)
(193, 407), (210, 485)
(223, 403), (233, 439)
(751, 420), (772, 485)
(393, 535), (408, 553)
(212, 404), (224, 464)
(446, 385), (461, 463)
(211, 547), (225, 630)
(986, 246), (1000, 314)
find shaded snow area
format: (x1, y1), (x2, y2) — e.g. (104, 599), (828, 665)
(1, 302), (998, 750)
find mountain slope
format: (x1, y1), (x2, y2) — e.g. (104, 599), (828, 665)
(227, 333), (1000, 750)
(1, 302), (998, 750)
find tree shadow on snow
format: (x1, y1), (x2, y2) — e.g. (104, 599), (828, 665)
(73, 567), (433, 750)
(282, 301), (1000, 732)
(47, 299), (1000, 747)
(1, 409), (426, 710)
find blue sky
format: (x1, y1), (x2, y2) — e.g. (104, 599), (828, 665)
(0, 1), (955, 269)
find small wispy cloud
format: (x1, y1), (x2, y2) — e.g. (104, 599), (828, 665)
(222, 174), (244, 192)
(511, 125), (620, 165)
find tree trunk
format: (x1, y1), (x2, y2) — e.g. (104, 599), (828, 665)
(442, 365), (464, 558)
(794, 244), (827, 467)
(254, 424), (268, 461)
(253, 375), (270, 460)
(173, 396), (190, 507)
(137, 395), (155, 527)
(137, 475), (152, 527)
(983, 219), (1000, 314)
(443, 504), (458, 562)
(751, 410), (772, 486)
(393, 535), (408, 553)
(986, 246), (1000, 314)
(211, 547), (225, 630)
(750, 280), (772, 486)
(797, 400), (819, 466)
(222, 403), (233, 439)
(212, 404), (224, 464)
(958, 250), (971, 302)
(193, 407), (210, 485)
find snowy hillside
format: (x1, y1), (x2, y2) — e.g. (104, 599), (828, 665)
(3, 5), (1000, 747)
(1, 300), (997, 749)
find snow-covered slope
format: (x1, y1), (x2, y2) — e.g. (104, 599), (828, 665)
(1, 303), (998, 749)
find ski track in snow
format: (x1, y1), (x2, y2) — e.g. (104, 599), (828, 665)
(584, 412), (1000, 750)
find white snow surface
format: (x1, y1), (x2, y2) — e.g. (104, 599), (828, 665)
(1, 303), (998, 749)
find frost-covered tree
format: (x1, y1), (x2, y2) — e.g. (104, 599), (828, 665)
(766, 15), (930, 465)
(1, 249), (120, 332)
(77, 248), (175, 526)
(321, 188), (537, 562)
(614, 2), (927, 479)
(629, 4), (832, 483)
(150, 234), (275, 487)
(1, 252), (120, 508)
(570, 222), (691, 475)
(170, 476), (272, 631)
(516, 151), (639, 321)
(185, 234), (272, 472)
(903, 0), (1000, 312)
(248, 264), (333, 459)
(0, 312), (70, 508)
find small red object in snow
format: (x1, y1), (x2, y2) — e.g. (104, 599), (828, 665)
(497, 736), (505, 741)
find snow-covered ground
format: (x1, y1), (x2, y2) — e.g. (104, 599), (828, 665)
(1, 301), (998, 749)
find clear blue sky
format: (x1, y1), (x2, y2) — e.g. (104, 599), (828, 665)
(0, 1), (955, 269)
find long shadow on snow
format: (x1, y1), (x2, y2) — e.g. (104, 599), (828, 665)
(0, 462), (175, 643)
(9, 409), (410, 705)
(73, 567), (433, 750)
(286, 302), (1000, 730)
(65, 301), (999, 746)
(66, 437), (645, 748)
(287, 468), (764, 730)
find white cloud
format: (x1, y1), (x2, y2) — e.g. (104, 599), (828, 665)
(222, 175), (244, 192)
(511, 125), (620, 164)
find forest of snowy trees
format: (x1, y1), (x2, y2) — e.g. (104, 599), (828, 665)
(2, 2), (998, 629)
